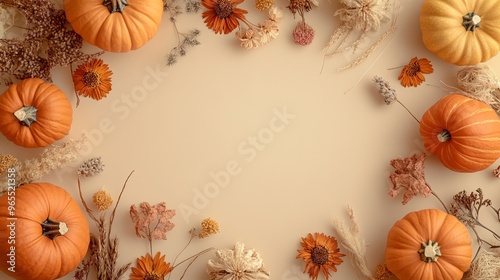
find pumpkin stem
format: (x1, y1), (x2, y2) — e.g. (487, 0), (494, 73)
(103, 0), (128, 13)
(463, 12), (481, 31)
(437, 129), (451, 142)
(41, 218), (69, 240)
(14, 106), (38, 127)
(418, 240), (442, 263)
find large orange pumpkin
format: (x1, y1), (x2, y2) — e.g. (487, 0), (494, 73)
(385, 209), (472, 280)
(0, 78), (73, 148)
(63, 0), (164, 53)
(419, 93), (500, 172)
(0, 183), (90, 280)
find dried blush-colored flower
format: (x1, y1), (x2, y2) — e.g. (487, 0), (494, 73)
(373, 76), (396, 105)
(78, 157), (105, 178)
(130, 252), (173, 280)
(201, 0), (248, 34)
(296, 233), (345, 280)
(130, 202), (176, 241)
(268, 5), (284, 22)
(259, 20), (280, 45)
(207, 242), (270, 280)
(198, 217), (220, 238)
(388, 152), (431, 205)
(398, 57), (434, 87)
(92, 188), (113, 210)
(72, 58), (113, 101)
(255, 0), (274, 11)
(0, 154), (17, 174)
(293, 20), (315, 46)
(236, 28), (261, 49)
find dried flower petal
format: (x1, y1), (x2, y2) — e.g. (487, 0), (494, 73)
(398, 57), (434, 87)
(207, 242), (270, 280)
(92, 189), (113, 210)
(78, 157), (105, 178)
(388, 152), (431, 205)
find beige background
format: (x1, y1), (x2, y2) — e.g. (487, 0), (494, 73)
(2, 0), (500, 279)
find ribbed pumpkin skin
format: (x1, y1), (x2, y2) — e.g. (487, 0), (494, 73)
(64, 0), (164, 53)
(0, 78), (73, 148)
(0, 183), (90, 280)
(420, 0), (500, 65)
(419, 94), (500, 172)
(386, 209), (472, 280)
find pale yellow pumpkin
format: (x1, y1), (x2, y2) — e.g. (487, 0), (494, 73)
(420, 0), (500, 65)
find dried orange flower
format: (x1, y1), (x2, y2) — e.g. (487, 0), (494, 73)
(130, 252), (173, 280)
(296, 232), (345, 280)
(92, 188), (113, 210)
(198, 217), (220, 238)
(201, 0), (248, 34)
(398, 57), (433, 87)
(72, 58), (112, 101)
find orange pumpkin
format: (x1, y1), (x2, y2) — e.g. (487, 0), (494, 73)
(419, 93), (500, 172)
(385, 209), (472, 280)
(0, 183), (90, 280)
(63, 0), (164, 53)
(0, 78), (73, 148)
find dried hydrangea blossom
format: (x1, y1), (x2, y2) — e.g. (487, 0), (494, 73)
(388, 152), (431, 205)
(130, 202), (176, 241)
(78, 157), (105, 178)
(207, 242), (270, 280)
(0, 0), (102, 83)
(292, 20), (315, 46)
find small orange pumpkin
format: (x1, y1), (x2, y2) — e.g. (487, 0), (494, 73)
(0, 183), (90, 280)
(419, 93), (500, 172)
(0, 78), (73, 148)
(385, 209), (472, 280)
(63, 0), (164, 53)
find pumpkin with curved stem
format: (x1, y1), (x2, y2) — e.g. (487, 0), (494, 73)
(419, 94), (500, 172)
(0, 183), (90, 280)
(63, 0), (164, 53)
(0, 78), (73, 148)
(385, 209), (472, 280)
(420, 0), (500, 65)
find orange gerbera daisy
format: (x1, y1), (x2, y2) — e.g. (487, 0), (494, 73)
(130, 252), (173, 280)
(398, 57), (434, 87)
(201, 0), (248, 34)
(296, 233), (345, 280)
(72, 58), (112, 102)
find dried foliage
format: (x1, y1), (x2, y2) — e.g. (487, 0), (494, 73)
(74, 162), (134, 280)
(388, 152), (431, 205)
(0, 0), (102, 84)
(163, 0), (201, 66)
(0, 134), (87, 195)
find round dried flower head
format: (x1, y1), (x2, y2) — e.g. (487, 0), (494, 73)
(78, 157), (105, 178)
(201, 0), (248, 34)
(255, 0), (274, 11)
(199, 217), (220, 238)
(292, 21), (315, 46)
(0, 154), (17, 174)
(92, 188), (113, 210)
(72, 58), (113, 100)
(296, 232), (345, 279)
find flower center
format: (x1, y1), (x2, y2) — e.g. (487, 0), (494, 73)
(311, 245), (329, 265)
(144, 272), (161, 280)
(214, 0), (233, 18)
(83, 71), (101, 88)
(405, 62), (420, 77)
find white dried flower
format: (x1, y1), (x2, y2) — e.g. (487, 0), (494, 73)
(268, 6), (284, 22)
(207, 242), (270, 280)
(236, 28), (261, 49)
